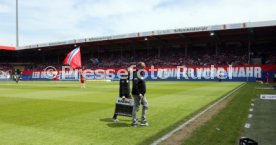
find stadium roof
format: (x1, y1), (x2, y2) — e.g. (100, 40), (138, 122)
(19, 20), (276, 50)
(0, 45), (16, 51)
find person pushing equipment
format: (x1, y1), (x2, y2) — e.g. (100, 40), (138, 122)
(131, 62), (149, 127)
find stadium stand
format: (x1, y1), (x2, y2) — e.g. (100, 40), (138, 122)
(1, 20), (276, 71)
(1, 46), (275, 71)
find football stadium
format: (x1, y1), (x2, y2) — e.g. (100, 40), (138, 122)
(1, 1), (276, 145)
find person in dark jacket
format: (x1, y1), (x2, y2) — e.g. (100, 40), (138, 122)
(15, 69), (21, 83)
(131, 62), (149, 126)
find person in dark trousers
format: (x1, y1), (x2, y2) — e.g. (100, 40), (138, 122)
(131, 62), (149, 127)
(112, 70), (131, 122)
(218, 74), (222, 82)
(15, 69), (21, 83)
(266, 72), (270, 84)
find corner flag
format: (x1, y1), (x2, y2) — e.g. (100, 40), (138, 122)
(63, 47), (82, 69)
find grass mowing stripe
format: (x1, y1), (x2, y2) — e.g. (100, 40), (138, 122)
(183, 83), (256, 145)
(151, 83), (245, 145)
(0, 81), (242, 145)
(0, 97), (111, 126)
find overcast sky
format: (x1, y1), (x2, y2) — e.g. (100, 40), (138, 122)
(0, 0), (276, 46)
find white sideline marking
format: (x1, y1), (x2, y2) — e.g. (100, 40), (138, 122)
(248, 114), (253, 118)
(151, 83), (246, 145)
(249, 108), (254, 112)
(245, 123), (251, 128)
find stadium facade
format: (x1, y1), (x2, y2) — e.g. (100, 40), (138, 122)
(1, 20), (276, 82)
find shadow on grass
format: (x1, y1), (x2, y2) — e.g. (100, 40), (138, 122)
(99, 118), (113, 123)
(100, 118), (131, 128)
(107, 122), (130, 128)
(100, 117), (131, 122)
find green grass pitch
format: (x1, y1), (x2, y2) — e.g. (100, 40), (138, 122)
(0, 81), (242, 145)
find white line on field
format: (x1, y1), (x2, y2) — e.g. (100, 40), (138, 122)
(151, 83), (246, 145)
(248, 114), (253, 118)
(245, 123), (251, 128)
(249, 108), (254, 112)
(251, 103), (254, 107)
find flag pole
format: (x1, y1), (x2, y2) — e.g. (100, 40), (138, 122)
(16, 0), (19, 49)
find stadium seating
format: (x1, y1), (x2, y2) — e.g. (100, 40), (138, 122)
(1, 46), (275, 71)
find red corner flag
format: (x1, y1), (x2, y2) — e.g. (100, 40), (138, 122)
(63, 47), (82, 69)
